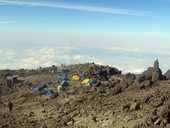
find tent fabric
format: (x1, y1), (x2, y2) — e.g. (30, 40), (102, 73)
(61, 68), (70, 73)
(60, 81), (69, 88)
(58, 75), (68, 81)
(45, 90), (52, 97)
(89, 79), (97, 85)
(72, 75), (80, 81)
(83, 83), (91, 88)
(57, 85), (62, 92)
(81, 79), (90, 84)
(33, 84), (47, 92)
(79, 72), (86, 78)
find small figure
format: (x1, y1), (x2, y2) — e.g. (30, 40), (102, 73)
(8, 101), (13, 112)
(154, 59), (159, 70)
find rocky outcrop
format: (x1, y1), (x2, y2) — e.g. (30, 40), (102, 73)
(136, 59), (164, 84)
(84, 64), (121, 80)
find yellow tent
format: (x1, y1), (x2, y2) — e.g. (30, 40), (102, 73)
(81, 79), (90, 84)
(72, 75), (80, 81)
(57, 85), (62, 92)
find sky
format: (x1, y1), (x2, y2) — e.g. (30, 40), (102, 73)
(0, 0), (170, 73)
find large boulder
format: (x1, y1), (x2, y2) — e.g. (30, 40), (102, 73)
(86, 64), (121, 80)
(136, 67), (154, 83)
(112, 84), (122, 95)
(164, 69), (170, 80)
(120, 80), (129, 91)
(136, 60), (164, 83)
(105, 66), (121, 76)
(123, 73), (136, 81)
(123, 73), (136, 85)
(152, 71), (160, 82)
(160, 104), (170, 123)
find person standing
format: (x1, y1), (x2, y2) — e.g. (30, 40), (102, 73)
(8, 100), (13, 112)
(154, 59), (159, 70)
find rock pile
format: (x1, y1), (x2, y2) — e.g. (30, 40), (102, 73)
(136, 59), (164, 88)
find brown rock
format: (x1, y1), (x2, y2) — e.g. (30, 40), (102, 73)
(164, 69), (170, 80)
(160, 104), (170, 123)
(152, 71), (160, 82)
(112, 84), (122, 95)
(130, 102), (140, 111)
(150, 98), (163, 107)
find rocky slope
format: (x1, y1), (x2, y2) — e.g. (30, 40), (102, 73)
(0, 61), (170, 128)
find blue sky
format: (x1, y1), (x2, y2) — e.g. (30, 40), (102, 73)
(0, 0), (170, 73)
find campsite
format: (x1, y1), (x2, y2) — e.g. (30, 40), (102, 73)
(1, 61), (170, 128)
(1, 0), (170, 127)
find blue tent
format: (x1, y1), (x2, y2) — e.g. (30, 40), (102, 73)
(61, 68), (70, 73)
(58, 75), (68, 81)
(83, 83), (91, 88)
(60, 81), (69, 88)
(79, 72), (86, 78)
(89, 79), (97, 85)
(45, 90), (52, 97)
(33, 84), (47, 92)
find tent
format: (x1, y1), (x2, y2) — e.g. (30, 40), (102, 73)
(83, 83), (91, 88)
(60, 81), (69, 88)
(33, 84), (47, 92)
(79, 72), (86, 78)
(58, 75), (68, 81)
(81, 79), (90, 84)
(61, 68), (70, 73)
(81, 79), (97, 88)
(72, 75), (80, 81)
(45, 90), (52, 97)
(59, 66), (70, 73)
(57, 85), (62, 92)
(89, 79), (97, 85)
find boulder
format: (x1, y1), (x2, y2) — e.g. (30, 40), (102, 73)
(160, 104), (170, 123)
(112, 84), (122, 95)
(142, 67), (155, 80)
(151, 71), (160, 82)
(122, 104), (130, 113)
(122, 73), (135, 86)
(136, 60), (164, 83)
(105, 66), (121, 76)
(150, 98), (163, 107)
(135, 80), (152, 89)
(164, 69), (170, 80)
(130, 102), (140, 111)
(120, 80), (129, 91)
(123, 73), (136, 81)
(143, 80), (152, 87)
(136, 74), (145, 83)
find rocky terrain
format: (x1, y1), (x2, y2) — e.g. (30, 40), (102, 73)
(1, 61), (170, 128)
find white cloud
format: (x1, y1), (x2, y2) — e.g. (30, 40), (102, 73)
(0, 47), (169, 74)
(0, 20), (18, 24)
(109, 46), (170, 56)
(61, 46), (80, 52)
(124, 68), (145, 74)
(110, 46), (145, 53)
(0, 47), (102, 69)
(0, 0), (151, 16)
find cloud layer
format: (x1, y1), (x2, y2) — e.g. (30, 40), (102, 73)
(1, 46), (170, 74)
(0, 47), (102, 70)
